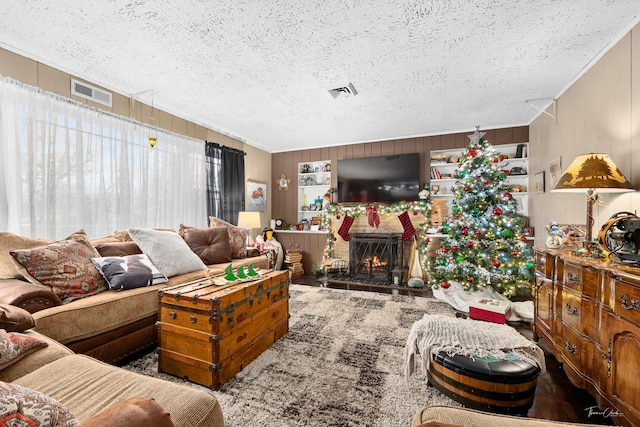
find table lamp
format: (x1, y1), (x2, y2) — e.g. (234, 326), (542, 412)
(237, 211), (262, 247)
(551, 153), (635, 244)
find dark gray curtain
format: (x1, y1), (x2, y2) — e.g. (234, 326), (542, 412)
(205, 142), (246, 224)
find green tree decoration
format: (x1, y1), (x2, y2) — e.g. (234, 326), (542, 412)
(429, 127), (534, 297)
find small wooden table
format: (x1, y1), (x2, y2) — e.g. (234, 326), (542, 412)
(157, 269), (289, 389)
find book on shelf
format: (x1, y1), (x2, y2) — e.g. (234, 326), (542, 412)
(430, 167), (441, 180)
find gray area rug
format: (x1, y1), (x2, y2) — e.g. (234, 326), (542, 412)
(121, 284), (461, 426)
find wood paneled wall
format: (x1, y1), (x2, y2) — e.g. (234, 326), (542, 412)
(271, 126), (529, 225)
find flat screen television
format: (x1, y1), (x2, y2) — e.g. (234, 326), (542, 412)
(337, 153), (420, 203)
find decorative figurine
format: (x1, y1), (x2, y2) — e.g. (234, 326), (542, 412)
(418, 184), (430, 200)
(246, 263), (259, 277)
(545, 221), (565, 248)
(224, 264), (237, 281)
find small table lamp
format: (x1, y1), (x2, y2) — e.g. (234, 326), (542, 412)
(237, 211), (262, 247)
(551, 153), (635, 244)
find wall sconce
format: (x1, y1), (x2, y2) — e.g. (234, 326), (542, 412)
(148, 136), (157, 148)
(551, 153), (635, 243)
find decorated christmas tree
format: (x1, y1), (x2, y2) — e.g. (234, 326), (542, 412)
(429, 127), (534, 297)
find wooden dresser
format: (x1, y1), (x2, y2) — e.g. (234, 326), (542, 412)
(534, 247), (640, 426)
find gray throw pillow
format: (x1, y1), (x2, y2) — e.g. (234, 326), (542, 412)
(128, 228), (206, 278)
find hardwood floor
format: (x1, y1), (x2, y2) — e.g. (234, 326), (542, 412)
(518, 328), (613, 425)
(292, 276), (616, 425)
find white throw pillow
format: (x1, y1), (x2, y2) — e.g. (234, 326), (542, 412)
(128, 228), (206, 277)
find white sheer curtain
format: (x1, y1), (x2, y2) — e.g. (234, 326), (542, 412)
(0, 77), (207, 240)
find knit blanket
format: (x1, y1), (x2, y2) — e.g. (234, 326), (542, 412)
(404, 314), (545, 379)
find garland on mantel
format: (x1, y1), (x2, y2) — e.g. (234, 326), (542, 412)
(322, 201), (432, 273)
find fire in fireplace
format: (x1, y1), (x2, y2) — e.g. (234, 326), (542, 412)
(349, 233), (403, 283)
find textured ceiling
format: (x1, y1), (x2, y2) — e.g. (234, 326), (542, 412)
(1, 1), (640, 153)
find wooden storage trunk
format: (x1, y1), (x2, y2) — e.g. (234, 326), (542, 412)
(157, 270), (289, 389)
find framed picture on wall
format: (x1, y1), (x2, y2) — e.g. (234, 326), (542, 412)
(534, 171), (545, 193)
(549, 157), (562, 189)
(247, 180), (267, 212)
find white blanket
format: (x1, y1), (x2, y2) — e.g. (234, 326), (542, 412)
(404, 314), (545, 380)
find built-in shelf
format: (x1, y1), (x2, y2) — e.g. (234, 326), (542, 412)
(297, 160), (331, 226)
(429, 142), (529, 217)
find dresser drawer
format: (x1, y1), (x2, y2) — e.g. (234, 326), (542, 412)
(610, 276), (640, 326)
(563, 262), (582, 292)
(562, 323), (583, 369)
(562, 289), (598, 337)
(535, 250), (554, 279)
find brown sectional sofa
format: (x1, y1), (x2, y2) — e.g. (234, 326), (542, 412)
(0, 227), (271, 426)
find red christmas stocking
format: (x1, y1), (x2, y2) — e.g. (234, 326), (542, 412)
(366, 204), (380, 228)
(398, 210), (416, 241)
(337, 215), (354, 241)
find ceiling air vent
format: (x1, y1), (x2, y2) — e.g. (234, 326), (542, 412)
(328, 82), (358, 100)
(71, 79), (112, 107)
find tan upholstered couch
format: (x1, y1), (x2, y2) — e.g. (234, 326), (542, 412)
(412, 405), (607, 427)
(0, 229), (270, 364)
(0, 227), (273, 426)
(0, 329), (224, 426)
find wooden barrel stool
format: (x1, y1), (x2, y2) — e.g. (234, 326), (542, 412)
(427, 351), (541, 415)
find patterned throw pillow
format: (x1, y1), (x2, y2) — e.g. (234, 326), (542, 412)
(0, 329), (48, 370)
(92, 254), (168, 290)
(9, 231), (108, 303)
(208, 216), (248, 259)
(0, 381), (78, 427)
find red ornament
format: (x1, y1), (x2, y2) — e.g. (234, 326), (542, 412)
(466, 276), (474, 282)
(492, 158), (499, 163)
(499, 154), (505, 161)
(503, 192), (513, 200)
(452, 245), (459, 251)
(333, 237), (337, 241)
(413, 210), (418, 215)
(493, 207), (503, 216)
(485, 178), (491, 184)
(336, 214), (341, 219)
(520, 236), (527, 242)
(468, 149), (477, 157)
(511, 250), (519, 256)
(467, 241), (474, 248)
(441, 281), (451, 289)
(475, 229), (483, 236)
(441, 247), (449, 253)
(464, 185), (471, 192)
(461, 228), (469, 236)
(492, 259), (501, 267)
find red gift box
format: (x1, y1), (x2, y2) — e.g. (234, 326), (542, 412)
(469, 297), (511, 324)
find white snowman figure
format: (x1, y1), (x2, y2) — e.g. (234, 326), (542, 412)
(545, 221), (565, 248)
